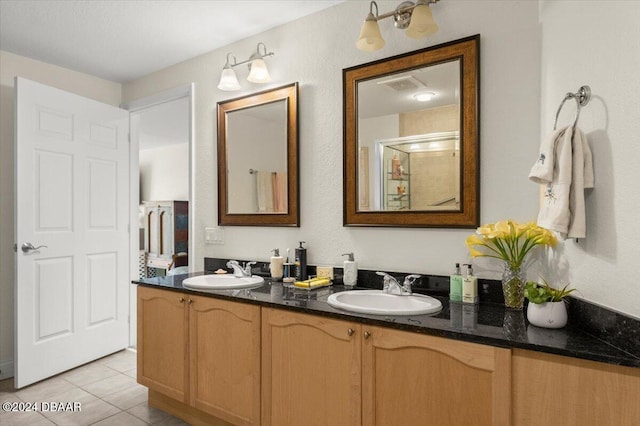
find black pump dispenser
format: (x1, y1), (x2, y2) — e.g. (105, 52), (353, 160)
(295, 241), (307, 281)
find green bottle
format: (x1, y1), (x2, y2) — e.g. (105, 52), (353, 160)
(450, 263), (463, 302)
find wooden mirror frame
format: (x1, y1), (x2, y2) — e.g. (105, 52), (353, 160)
(343, 35), (480, 228)
(217, 82), (299, 226)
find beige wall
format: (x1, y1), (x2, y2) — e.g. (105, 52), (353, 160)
(400, 104), (459, 136)
(0, 50), (121, 379)
(122, 0), (543, 295)
(122, 0), (640, 319)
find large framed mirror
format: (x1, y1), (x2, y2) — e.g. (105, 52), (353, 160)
(343, 35), (479, 227)
(217, 82), (299, 226)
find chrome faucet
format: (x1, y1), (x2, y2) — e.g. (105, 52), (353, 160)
(227, 260), (256, 278)
(376, 272), (421, 295)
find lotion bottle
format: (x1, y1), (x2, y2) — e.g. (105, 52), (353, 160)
(270, 248), (284, 281)
(295, 241), (307, 281)
(342, 253), (358, 288)
(462, 264), (478, 304)
(449, 263), (463, 302)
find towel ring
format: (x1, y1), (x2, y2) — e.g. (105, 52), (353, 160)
(553, 85), (591, 130)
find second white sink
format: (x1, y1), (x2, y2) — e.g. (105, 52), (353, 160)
(327, 290), (442, 316)
(182, 274), (264, 290)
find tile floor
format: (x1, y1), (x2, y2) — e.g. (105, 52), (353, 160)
(0, 349), (188, 426)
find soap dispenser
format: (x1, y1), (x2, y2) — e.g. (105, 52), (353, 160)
(270, 248), (284, 281)
(449, 263), (463, 302)
(342, 253), (358, 288)
(295, 241), (308, 281)
(462, 264), (478, 304)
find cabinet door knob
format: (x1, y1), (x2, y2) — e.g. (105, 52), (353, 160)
(178, 297), (185, 303)
(188, 299), (194, 305)
(364, 331), (371, 339)
(348, 328), (355, 336)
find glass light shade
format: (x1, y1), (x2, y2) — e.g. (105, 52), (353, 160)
(406, 4), (438, 39)
(247, 58), (271, 83)
(356, 15), (385, 52)
(217, 67), (241, 91)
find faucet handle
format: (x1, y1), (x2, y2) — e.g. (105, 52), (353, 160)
(403, 274), (421, 285)
(243, 261), (256, 273)
(402, 274), (421, 294)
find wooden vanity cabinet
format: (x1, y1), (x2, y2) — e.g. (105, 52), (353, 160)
(512, 349), (640, 426)
(362, 325), (511, 426)
(261, 308), (362, 426)
(137, 285), (189, 403)
(261, 309), (511, 426)
(137, 286), (261, 426)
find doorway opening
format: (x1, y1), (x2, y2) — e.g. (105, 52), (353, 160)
(124, 84), (194, 347)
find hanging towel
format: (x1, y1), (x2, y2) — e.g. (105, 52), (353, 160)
(529, 126), (594, 239)
(272, 172), (288, 213)
(529, 126), (569, 184)
(256, 171), (274, 212)
(567, 127), (594, 238)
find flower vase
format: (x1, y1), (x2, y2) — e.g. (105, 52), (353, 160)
(502, 264), (525, 309)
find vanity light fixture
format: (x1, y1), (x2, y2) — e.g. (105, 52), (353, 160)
(217, 42), (275, 91)
(356, 0), (439, 52)
(413, 91), (435, 102)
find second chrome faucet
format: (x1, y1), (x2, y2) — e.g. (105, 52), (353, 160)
(376, 271), (421, 295)
(227, 260), (256, 278)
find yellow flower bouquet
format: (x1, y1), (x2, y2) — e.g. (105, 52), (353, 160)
(466, 220), (557, 309)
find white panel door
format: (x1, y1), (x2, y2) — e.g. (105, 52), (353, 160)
(14, 77), (130, 388)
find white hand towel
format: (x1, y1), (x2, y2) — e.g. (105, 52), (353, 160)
(534, 126), (574, 236)
(529, 126), (569, 184)
(567, 127), (594, 238)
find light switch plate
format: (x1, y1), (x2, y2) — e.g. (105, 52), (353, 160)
(205, 227), (224, 245)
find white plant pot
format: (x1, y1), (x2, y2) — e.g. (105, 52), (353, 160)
(526, 301), (568, 329)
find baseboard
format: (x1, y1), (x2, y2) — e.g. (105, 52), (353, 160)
(0, 360), (14, 380)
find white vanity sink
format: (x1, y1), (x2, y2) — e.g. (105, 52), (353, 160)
(182, 274), (264, 290)
(327, 290), (442, 316)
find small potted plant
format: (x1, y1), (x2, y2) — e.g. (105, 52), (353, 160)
(524, 278), (575, 328)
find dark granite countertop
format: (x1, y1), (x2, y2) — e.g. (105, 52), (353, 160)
(133, 271), (640, 369)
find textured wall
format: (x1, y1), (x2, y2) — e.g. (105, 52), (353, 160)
(539, 1), (640, 317)
(122, 0), (543, 295)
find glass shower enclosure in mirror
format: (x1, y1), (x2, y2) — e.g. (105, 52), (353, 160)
(217, 83), (299, 226)
(373, 131), (460, 211)
(344, 35), (479, 227)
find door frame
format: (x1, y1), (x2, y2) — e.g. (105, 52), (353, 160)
(122, 83), (195, 347)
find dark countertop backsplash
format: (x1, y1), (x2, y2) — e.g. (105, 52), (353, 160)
(132, 257), (640, 369)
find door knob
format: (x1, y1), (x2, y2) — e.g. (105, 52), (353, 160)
(21, 242), (48, 253)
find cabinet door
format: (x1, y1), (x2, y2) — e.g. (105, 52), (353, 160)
(158, 204), (173, 257)
(189, 295), (261, 426)
(137, 286), (189, 403)
(261, 309), (362, 426)
(362, 326), (511, 426)
(512, 349), (640, 426)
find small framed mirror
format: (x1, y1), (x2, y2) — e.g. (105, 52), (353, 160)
(343, 35), (479, 227)
(217, 82), (299, 226)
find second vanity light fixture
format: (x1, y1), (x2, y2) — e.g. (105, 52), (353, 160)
(217, 42), (275, 91)
(356, 0), (440, 52)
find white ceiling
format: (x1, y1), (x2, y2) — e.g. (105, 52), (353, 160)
(0, 0), (344, 83)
